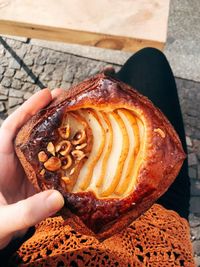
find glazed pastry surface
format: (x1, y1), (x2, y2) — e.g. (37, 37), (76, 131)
(15, 73), (185, 239)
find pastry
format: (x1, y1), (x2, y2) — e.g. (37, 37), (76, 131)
(15, 73), (186, 240)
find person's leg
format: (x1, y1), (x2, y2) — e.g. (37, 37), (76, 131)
(115, 48), (190, 220)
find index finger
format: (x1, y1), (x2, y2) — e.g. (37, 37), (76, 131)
(0, 88), (61, 154)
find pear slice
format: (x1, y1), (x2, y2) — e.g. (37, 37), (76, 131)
(96, 112), (113, 189)
(73, 109), (105, 192)
(100, 111), (129, 197)
(125, 117), (145, 195)
(115, 109), (140, 195)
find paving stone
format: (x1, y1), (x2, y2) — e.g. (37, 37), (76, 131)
(185, 125), (193, 137)
(0, 102), (5, 112)
(191, 179), (200, 196)
(1, 77), (12, 87)
(35, 56), (47, 66)
(195, 130), (200, 139)
(189, 167), (197, 179)
(188, 108), (199, 117)
(1, 57), (8, 67)
(52, 66), (65, 81)
(9, 89), (24, 98)
(40, 64), (55, 81)
(189, 214), (200, 228)
(6, 38), (22, 50)
(190, 197), (200, 214)
(4, 50), (12, 59)
(187, 116), (196, 128)
(14, 70), (28, 80)
(46, 51), (60, 64)
(25, 75), (37, 84)
(12, 79), (23, 90)
(33, 87), (41, 94)
(193, 139), (200, 157)
(195, 256), (200, 267)
(191, 226), (200, 240)
(0, 86), (9, 96)
(0, 46), (5, 57)
(74, 64), (91, 82)
(32, 65), (44, 76)
(23, 55), (34, 66)
(15, 47), (27, 59)
(9, 59), (21, 69)
(62, 65), (76, 82)
(198, 165), (200, 179)
(4, 69), (15, 78)
(0, 95), (8, 101)
(47, 80), (59, 89)
(44, 64), (55, 74)
(8, 97), (23, 108)
(0, 66), (5, 75)
(30, 45), (42, 55)
(60, 81), (71, 89)
(197, 121), (200, 130)
(193, 240), (200, 256)
(21, 83), (35, 92)
(187, 146), (194, 154)
(188, 153), (198, 166)
(23, 92), (33, 100)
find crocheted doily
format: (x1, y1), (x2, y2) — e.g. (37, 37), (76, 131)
(11, 204), (194, 266)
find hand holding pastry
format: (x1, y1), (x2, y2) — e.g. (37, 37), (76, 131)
(0, 89), (64, 249)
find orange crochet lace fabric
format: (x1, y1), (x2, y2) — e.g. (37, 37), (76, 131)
(11, 204), (194, 267)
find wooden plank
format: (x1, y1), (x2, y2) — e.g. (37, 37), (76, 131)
(0, 0), (170, 52)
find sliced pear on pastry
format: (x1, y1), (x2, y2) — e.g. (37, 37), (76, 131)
(15, 73), (186, 240)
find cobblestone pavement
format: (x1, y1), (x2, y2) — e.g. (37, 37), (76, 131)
(0, 37), (200, 264)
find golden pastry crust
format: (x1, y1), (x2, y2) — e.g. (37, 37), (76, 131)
(15, 73), (185, 240)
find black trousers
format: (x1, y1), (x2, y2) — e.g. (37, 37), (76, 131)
(115, 47), (190, 220)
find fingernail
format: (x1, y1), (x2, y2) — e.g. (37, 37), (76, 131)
(46, 191), (64, 215)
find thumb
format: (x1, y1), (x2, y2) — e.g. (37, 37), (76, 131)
(0, 190), (64, 239)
